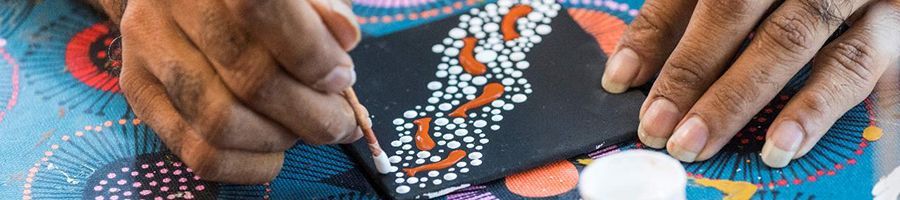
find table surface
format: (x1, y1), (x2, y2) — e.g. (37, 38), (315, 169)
(0, 0), (897, 199)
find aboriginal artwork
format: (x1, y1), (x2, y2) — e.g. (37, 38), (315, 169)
(1, 0), (896, 199)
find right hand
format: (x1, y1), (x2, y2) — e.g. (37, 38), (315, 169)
(116, 0), (363, 183)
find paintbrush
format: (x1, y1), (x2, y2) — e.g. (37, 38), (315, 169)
(344, 88), (394, 174)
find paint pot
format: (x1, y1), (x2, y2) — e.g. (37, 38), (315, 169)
(578, 150), (687, 200)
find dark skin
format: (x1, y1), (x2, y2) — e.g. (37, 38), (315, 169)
(88, 0), (363, 184)
(601, 0), (900, 167)
(86, 0), (900, 183)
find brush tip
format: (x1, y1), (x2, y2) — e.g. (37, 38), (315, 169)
(373, 151), (396, 174)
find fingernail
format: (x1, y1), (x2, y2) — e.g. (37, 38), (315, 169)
(638, 123), (668, 149)
(668, 116), (708, 162)
(601, 48), (640, 93)
(762, 120), (803, 168)
(314, 67), (355, 93)
(638, 98), (680, 149)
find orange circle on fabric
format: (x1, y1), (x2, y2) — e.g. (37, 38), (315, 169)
(505, 160), (579, 197)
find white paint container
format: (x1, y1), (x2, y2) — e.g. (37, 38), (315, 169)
(579, 150), (687, 200)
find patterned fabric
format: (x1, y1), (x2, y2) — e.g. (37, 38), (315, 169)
(0, 0), (896, 199)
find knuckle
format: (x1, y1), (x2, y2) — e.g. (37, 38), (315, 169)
(796, 0), (846, 26)
(796, 88), (834, 118)
(305, 109), (355, 145)
(709, 84), (756, 114)
(761, 12), (817, 55)
(628, 2), (681, 40)
(820, 36), (877, 84)
(197, 10), (248, 67)
(664, 54), (710, 87)
(708, 0), (758, 20)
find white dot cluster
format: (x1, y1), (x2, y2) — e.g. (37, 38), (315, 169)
(390, 0), (559, 194)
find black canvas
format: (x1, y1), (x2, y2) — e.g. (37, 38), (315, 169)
(346, 6), (645, 199)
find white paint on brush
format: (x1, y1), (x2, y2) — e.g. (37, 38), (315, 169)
(373, 152), (395, 174)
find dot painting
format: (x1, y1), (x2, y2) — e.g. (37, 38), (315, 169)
(382, 0), (560, 194)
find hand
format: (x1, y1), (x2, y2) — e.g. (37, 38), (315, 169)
(601, 0), (900, 167)
(108, 0), (363, 183)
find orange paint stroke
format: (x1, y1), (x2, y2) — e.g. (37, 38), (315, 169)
(414, 117), (436, 151)
(501, 5), (533, 41)
(449, 83), (505, 118)
(459, 37), (487, 75)
(403, 149), (467, 176)
(505, 161), (579, 197)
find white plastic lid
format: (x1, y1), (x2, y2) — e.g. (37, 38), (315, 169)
(579, 149), (687, 200)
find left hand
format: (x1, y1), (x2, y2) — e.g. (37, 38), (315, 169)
(601, 0), (900, 167)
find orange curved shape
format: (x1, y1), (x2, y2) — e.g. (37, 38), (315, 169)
(501, 5), (533, 41)
(505, 161), (579, 197)
(460, 37), (487, 75)
(567, 8), (627, 55)
(403, 149), (467, 176)
(449, 83), (504, 118)
(414, 117), (436, 150)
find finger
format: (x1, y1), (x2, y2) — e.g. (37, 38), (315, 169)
(223, 0), (357, 93)
(309, 0), (362, 50)
(166, 1), (360, 144)
(666, 0), (870, 162)
(119, 47), (283, 184)
(637, 0), (775, 148)
(600, 0), (698, 93)
(761, 1), (900, 167)
(123, 1), (298, 152)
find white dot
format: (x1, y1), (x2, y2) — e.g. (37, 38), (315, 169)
(502, 78), (515, 85)
(427, 81), (443, 90)
(444, 47), (460, 57)
(512, 94), (527, 103)
(491, 115), (504, 121)
(456, 162), (467, 167)
(536, 24), (552, 35)
(484, 23), (499, 32)
(448, 66), (463, 74)
(462, 86), (477, 95)
(395, 178), (405, 183)
(503, 104), (515, 110)
(475, 50), (498, 63)
(403, 110), (418, 119)
(447, 141), (461, 149)
(491, 125), (500, 130)
(396, 186), (410, 194)
(473, 120), (487, 128)
(435, 118), (450, 126)
(402, 144), (412, 150)
(393, 118), (404, 125)
(391, 141), (402, 147)
(461, 168), (470, 173)
(390, 156), (402, 163)
(443, 134), (454, 140)
(417, 151), (431, 158)
(491, 100), (506, 107)
(463, 136), (475, 143)
(430, 156), (442, 162)
(444, 173), (458, 181)
(400, 136), (413, 143)
(472, 77), (487, 85)
(432, 44), (446, 53)
(510, 52), (525, 61)
(471, 160), (483, 166)
(438, 103), (453, 111)
(433, 179), (443, 185)
(449, 28), (467, 39)
(516, 61), (530, 69)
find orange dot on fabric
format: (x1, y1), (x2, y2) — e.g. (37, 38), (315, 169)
(863, 125), (883, 141)
(505, 161), (579, 197)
